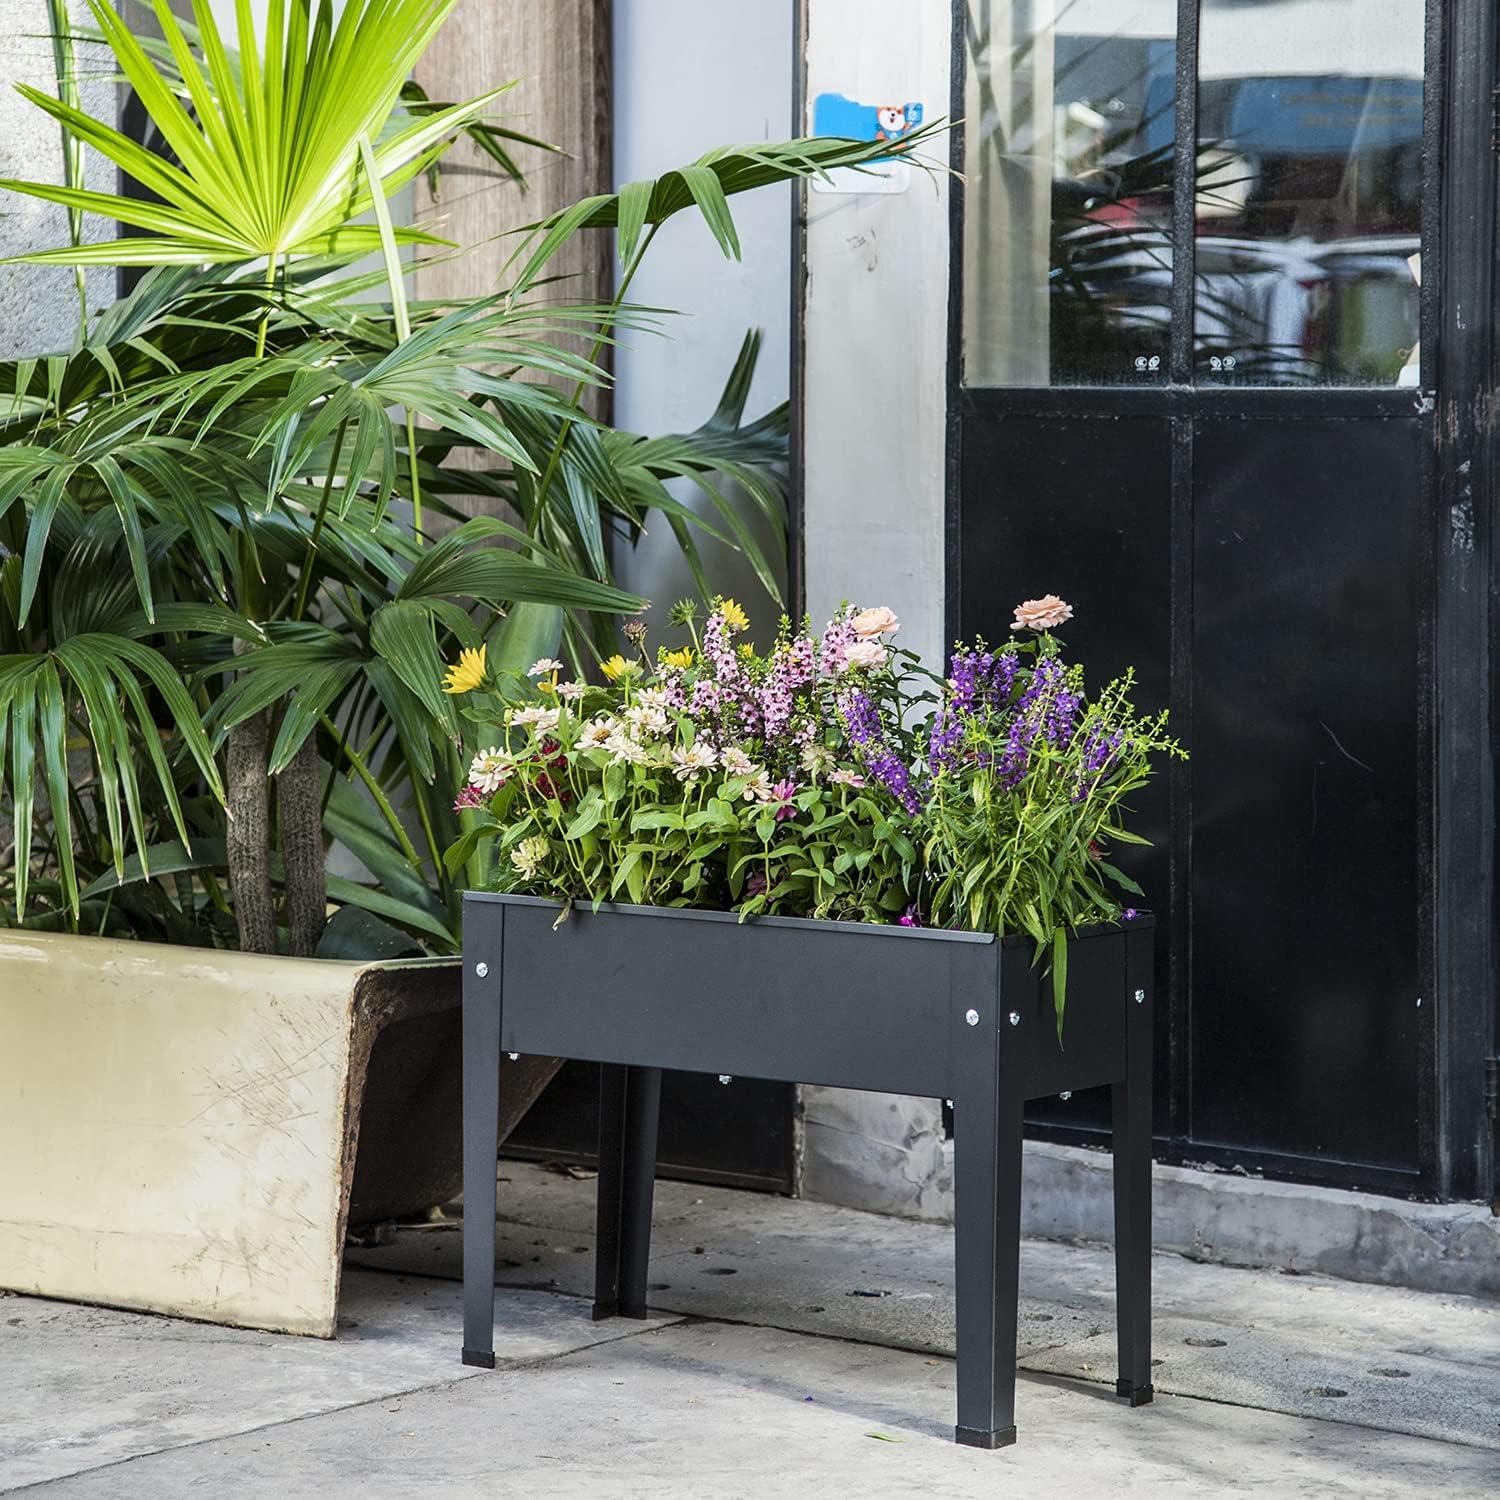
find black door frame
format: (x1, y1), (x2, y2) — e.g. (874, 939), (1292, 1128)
(944, 0), (1498, 1202)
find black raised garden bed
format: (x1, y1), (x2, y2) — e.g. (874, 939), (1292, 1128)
(460, 892), (1154, 1449)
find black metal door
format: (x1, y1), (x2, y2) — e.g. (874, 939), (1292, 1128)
(950, 0), (1496, 1199)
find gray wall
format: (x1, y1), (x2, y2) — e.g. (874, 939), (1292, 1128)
(610, 0), (792, 628)
(0, 1), (117, 357)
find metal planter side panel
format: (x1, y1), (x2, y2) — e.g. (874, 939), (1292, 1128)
(471, 895), (1144, 1101)
(480, 895), (999, 1098)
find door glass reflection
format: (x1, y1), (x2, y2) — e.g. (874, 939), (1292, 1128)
(963, 1), (1177, 386)
(1194, 0), (1424, 386)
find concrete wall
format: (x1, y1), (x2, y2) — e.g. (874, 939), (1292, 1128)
(610, 0), (792, 628)
(0, 1), (118, 357)
(796, 0), (953, 1217)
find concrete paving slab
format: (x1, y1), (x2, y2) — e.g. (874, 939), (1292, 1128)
(0, 1271), (678, 1492)
(23, 1320), (1500, 1498)
(347, 1162), (1500, 1450)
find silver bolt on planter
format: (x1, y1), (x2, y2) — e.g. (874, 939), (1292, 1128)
(965, 1008), (981, 1027)
(508, 1053), (519, 1061)
(1059, 1091), (1072, 1100)
(1008, 1011), (1021, 1026)
(475, 962), (489, 978)
(718, 1075), (732, 1085)
(1134, 989), (1145, 1004)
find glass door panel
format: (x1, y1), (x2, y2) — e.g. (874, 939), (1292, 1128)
(1194, 0), (1424, 385)
(962, 0), (1177, 386)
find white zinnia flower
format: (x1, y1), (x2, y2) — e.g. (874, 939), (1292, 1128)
(671, 741), (718, 781)
(527, 658), (565, 677)
(636, 686), (673, 712)
(800, 741), (833, 776)
(606, 732), (649, 766)
(507, 705), (561, 735)
(468, 747), (510, 795)
(742, 770), (773, 803)
(721, 746), (755, 776)
(557, 680), (586, 702)
(510, 835), (550, 879)
(829, 767), (866, 789)
(578, 716), (616, 748)
(625, 704), (670, 739)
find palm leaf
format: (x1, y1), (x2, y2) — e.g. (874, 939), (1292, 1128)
(1, 0), (506, 268)
(510, 126), (945, 289)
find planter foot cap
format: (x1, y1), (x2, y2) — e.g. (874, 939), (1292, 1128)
(462, 1346), (497, 1369)
(1116, 1380), (1154, 1407)
(955, 1425), (1017, 1449)
(591, 1303), (618, 1322)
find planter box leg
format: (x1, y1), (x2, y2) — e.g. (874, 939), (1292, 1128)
(953, 1072), (1025, 1448)
(1112, 937), (1154, 1406)
(594, 1064), (662, 1320)
(461, 954), (501, 1369)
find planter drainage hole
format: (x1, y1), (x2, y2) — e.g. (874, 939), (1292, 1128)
(1183, 1337), (1227, 1348)
(1305, 1386), (1349, 1399)
(703, 1267), (738, 1276)
(1369, 1367), (1411, 1379)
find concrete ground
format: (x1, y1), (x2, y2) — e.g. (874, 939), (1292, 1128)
(4, 1163), (1498, 1496)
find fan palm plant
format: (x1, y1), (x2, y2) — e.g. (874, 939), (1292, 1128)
(0, 0), (937, 956)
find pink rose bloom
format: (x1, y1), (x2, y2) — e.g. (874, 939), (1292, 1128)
(842, 639), (889, 672)
(850, 606), (900, 639)
(1010, 594), (1073, 632)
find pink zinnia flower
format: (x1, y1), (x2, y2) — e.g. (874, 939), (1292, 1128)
(453, 784), (486, 811)
(770, 778), (799, 821)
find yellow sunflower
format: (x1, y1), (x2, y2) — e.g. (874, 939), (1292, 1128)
(719, 598), (750, 632)
(662, 647), (694, 669)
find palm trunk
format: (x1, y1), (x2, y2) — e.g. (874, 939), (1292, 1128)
(278, 734), (326, 957)
(226, 707), (276, 954)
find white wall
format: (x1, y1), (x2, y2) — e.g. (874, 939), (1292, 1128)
(797, 0), (954, 1219)
(800, 0), (950, 670)
(610, 0), (792, 628)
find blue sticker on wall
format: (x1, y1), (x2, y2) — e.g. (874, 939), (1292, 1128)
(812, 93), (924, 159)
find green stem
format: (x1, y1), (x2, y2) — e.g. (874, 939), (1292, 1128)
(318, 712), (422, 869)
(291, 419), (348, 621)
(408, 775), (444, 883)
(528, 224), (659, 540)
(254, 254), (278, 359)
(407, 411), (423, 540)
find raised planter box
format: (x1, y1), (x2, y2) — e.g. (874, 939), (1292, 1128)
(460, 893), (1155, 1448)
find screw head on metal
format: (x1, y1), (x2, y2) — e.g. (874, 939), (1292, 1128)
(1133, 988), (1145, 1004)
(964, 1008), (981, 1027)
(1059, 1091), (1073, 1101)
(507, 1052), (519, 1062)
(475, 961), (489, 978)
(1008, 1011), (1021, 1026)
(718, 1074), (732, 1085)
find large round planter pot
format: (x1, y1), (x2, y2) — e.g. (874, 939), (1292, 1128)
(0, 933), (560, 1337)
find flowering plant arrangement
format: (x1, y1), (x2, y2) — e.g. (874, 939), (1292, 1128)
(441, 600), (924, 925)
(442, 593), (1182, 1031)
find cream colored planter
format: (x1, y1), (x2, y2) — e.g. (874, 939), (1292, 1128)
(0, 933), (460, 1337)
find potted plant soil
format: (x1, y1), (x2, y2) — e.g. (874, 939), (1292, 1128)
(448, 595), (1183, 1445)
